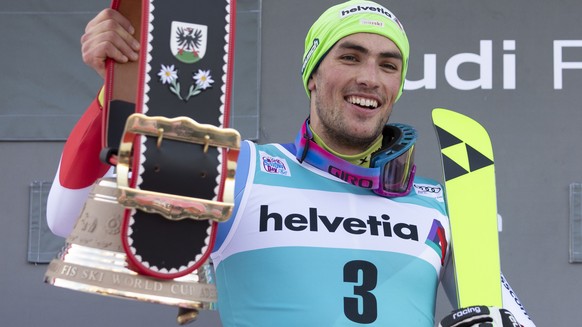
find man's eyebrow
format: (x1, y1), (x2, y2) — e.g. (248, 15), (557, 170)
(337, 41), (402, 61)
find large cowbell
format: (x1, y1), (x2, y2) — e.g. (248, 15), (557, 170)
(44, 179), (217, 323)
(45, 0), (238, 324)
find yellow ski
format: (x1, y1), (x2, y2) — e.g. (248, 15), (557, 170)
(432, 108), (502, 308)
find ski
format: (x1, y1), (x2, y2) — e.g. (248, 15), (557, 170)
(432, 108), (502, 308)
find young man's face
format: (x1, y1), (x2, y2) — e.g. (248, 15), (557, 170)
(308, 33), (403, 155)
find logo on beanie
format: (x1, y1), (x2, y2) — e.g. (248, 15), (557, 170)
(339, 4), (403, 32)
(301, 38), (320, 74)
(360, 19), (384, 28)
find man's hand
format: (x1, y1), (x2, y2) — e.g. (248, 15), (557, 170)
(438, 306), (522, 327)
(80, 8), (141, 79)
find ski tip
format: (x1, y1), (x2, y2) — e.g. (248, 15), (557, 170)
(432, 107), (451, 115)
(431, 108), (488, 135)
(431, 108), (468, 122)
(431, 107), (453, 119)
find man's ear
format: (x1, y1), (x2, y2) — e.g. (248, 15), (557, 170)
(307, 75), (316, 92)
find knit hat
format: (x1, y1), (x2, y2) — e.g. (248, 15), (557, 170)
(301, 0), (409, 101)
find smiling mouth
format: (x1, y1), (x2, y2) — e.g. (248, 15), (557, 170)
(346, 95), (379, 109)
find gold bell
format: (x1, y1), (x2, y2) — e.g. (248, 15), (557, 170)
(44, 178), (217, 324)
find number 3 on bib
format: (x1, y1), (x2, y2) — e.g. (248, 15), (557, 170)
(343, 260), (378, 324)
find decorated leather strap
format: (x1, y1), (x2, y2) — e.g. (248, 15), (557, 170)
(102, 0), (239, 280)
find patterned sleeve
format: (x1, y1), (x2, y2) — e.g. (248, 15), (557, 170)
(47, 95), (113, 237)
(440, 252), (536, 326)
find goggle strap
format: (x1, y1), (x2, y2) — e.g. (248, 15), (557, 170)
(294, 120), (381, 189)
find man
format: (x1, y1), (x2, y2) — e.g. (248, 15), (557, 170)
(47, 1), (535, 326)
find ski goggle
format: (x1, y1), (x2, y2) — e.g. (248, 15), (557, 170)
(294, 119), (417, 198)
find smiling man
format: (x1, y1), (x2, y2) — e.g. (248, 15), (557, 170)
(47, 1), (536, 326)
(308, 33), (402, 155)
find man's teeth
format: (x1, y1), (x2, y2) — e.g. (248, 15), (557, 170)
(347, 96), (378, 108)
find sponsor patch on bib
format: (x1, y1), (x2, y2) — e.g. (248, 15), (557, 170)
(259, 151), (291, 176)
(413, 183), (444, 201)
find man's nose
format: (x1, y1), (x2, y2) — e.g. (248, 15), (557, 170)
(355, 61), (381, 89)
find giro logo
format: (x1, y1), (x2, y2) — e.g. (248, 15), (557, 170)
(329, 166), (374, 188)
(258, 205), (419, 241)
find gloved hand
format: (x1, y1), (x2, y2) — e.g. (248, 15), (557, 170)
(438, 305), (522, 327)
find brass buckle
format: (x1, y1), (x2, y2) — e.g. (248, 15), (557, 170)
(116, 113), (240, 222)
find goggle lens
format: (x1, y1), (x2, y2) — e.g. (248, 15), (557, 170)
(374, 146), (415, 197)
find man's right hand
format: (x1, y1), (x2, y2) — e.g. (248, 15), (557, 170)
(438, 306), (522, 327)
(80, 8), (141, 79)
